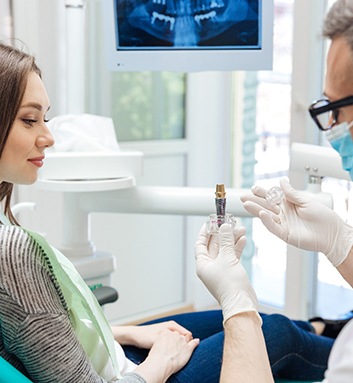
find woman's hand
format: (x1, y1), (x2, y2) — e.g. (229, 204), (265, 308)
(112, 321), (193, 349)
(133, 328), (199, 383)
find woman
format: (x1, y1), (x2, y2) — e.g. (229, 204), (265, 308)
(0, 42), (200, 383)
(0, 42), (344, 383)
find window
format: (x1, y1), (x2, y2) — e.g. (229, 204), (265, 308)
(250, 0), (294, 308)
(110, 72), (186, 141)
(85, 0), (186, 142)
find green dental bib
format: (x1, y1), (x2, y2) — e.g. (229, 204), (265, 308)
(27, 230), (122, 380)
(0, 211), (121, 381)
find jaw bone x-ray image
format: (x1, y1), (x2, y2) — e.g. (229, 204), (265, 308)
(115, 0), (260, 48)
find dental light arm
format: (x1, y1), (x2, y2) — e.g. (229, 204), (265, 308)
(80, 140), (350, 218)
(290, 142), (350, 182)
(80, 141), (346, 218)
(56, 186), (251, 259)
(80, 186), (250, 217)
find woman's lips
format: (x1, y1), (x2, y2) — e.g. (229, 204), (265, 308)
(28, 157), (44, 168)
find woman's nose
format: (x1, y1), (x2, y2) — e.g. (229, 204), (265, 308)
(37, 125), (55, 148)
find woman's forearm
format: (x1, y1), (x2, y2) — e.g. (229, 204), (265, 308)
(133, 358), (171, 383)
(111, 325), (138, 346)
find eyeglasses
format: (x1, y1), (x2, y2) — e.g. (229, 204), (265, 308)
(308, 95), (353, 131)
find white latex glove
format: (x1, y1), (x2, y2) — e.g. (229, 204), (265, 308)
(241, 177), (353, 267)
(195, 223), (261, 325)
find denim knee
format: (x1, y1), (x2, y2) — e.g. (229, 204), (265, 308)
(262, 314), (302, 358)
(262, 313), (331, 380)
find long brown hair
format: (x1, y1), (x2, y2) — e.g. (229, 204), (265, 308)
(0, 42), (41, 224)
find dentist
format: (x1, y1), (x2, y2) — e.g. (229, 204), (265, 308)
(194, 0), (353, 382)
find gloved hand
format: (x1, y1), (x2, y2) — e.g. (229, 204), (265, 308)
(195, 223), (261, 325)
(241, 177), (353, 267)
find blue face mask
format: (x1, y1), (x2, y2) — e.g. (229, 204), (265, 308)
(325, 120), (353, 180)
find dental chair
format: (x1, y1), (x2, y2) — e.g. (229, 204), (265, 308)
(90, 284), (119, 306)
(0, 358), (32, 383)
(0, 285), (118, 383)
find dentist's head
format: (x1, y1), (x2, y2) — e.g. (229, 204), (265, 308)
(308, 0), (353, 179)
(0, 43), (54, 223)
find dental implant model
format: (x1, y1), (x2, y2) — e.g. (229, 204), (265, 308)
(265, 186), (284, 206)
(215, 183), (226, 226)
(206, 184), (236, 234)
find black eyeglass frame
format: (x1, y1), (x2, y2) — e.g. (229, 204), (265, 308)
(308, 95), (353, 131)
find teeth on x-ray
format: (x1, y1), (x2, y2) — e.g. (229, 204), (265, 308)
(152, 8), (216, 30)
(194, 11), (216, 26)
(152, 11), (176, 31)
(152, 0), (225, 17)
(153, 0), (167, 5)
(211, 0), (224, 8)
(124, 0), (254, 47)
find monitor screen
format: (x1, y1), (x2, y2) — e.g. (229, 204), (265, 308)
(103, 0), (273, 72)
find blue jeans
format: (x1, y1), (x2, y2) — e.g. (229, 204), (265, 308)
(123, 310), (334, 382)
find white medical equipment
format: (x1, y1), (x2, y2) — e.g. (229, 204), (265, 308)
(35, 149), (249, 285)
(36, 151), (143, 286)
(102, 0), (274, 72)
(30, 141), (346, 287)
(290, 142), (350, 183)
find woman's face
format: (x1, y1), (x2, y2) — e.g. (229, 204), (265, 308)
(0, 71), (54, 184)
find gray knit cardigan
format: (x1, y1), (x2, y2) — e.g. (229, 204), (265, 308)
(0, 225), (146, 383)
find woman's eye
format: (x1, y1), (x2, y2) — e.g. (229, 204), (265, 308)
(22, 119), (37, 126)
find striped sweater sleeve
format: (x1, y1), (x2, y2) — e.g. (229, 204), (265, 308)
(0, 225), (146, 383)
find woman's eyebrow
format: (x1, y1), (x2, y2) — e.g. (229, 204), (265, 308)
(20, 102), (50, 112)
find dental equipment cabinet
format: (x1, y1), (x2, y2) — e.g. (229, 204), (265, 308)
(13, 141), (349, 324)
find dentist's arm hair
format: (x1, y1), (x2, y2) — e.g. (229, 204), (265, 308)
(337, 247), (353, 287)
(195, 224), (273, 383)
(221, 313), (274, 383)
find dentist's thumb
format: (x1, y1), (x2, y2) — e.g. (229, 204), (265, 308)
(280, 177), (308, 206)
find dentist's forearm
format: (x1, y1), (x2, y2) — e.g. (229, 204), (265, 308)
(221, 312), (274, 383)
(337, 245), (353, 287)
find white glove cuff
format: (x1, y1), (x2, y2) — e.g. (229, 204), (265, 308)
(223, 309), (263, 327)
(326, 222), (353, 267)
